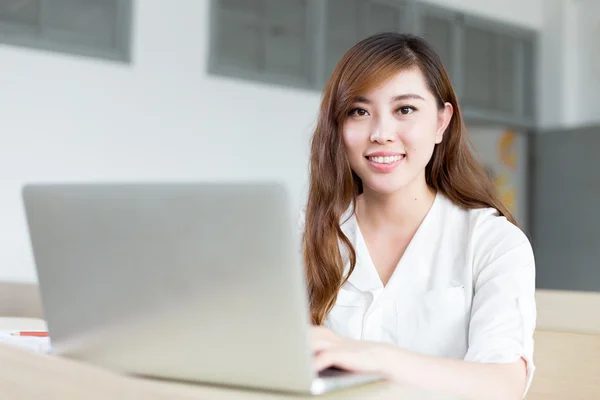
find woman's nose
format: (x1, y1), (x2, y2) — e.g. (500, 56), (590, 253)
(369, 119), (395, 143)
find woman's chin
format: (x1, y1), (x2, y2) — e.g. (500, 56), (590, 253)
(362, 181), (408, 196)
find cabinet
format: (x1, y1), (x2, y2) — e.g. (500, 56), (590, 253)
(461, 16), (535, 126)
(211, 0), (314, 88)
(209, 0), (538, 128)
(419, 5), (457, 87)
(0, 0), (132, 62)
(417, 4), (537, 127)
(322, 0), (412, 85)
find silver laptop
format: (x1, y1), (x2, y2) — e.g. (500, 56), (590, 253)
(22, 182), (384, 395)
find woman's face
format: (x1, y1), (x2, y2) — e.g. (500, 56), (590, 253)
(342, 68), (453, 196)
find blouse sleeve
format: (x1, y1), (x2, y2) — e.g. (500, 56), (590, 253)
(465, 215), (537, 397)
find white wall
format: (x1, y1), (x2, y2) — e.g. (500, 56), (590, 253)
(538, 0), (567, 128)
(573, 0), (600, 126)
(538, 0), (600, 128)
(0, 0), (593, 283)
(0, 0), (320, 282)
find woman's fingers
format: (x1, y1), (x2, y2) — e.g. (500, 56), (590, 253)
(312, 339), (331, 353)
(310, 325), (339, 353)
(313, 348), (337, 372)
(310, 326), (363, 372)
(310, 326), (391, 377)
(313, 348), (360, 373)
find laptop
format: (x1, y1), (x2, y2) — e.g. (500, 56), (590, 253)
(22, 182), (384, 395)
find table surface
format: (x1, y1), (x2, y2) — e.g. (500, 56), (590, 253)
(0, 317), (48, 331)
(0, 317), (458, 399)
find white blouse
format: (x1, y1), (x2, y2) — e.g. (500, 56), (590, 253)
(303, 193), (536, 392)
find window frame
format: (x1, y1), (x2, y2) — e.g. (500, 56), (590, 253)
(0, 0), (133, 63)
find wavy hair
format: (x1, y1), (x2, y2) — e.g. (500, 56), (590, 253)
(302, 32), (515, 325)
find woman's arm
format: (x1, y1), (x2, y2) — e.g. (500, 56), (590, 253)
(312, 326), (527, 400)
(379, 341), (526, 399)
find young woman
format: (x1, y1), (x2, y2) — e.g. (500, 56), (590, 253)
(301, 33), (535, 400)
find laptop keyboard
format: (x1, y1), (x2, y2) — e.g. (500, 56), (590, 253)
(318, 367), (353, 378)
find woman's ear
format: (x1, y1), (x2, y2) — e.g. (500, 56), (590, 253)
(435, 102), (454, 144)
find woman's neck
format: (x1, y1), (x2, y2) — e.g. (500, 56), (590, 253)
(356, 180), (437, 232)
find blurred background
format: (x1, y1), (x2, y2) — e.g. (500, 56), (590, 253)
(0, 0), (598, 293)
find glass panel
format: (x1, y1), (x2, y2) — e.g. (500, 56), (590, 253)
(41, 0), (117, 47)
(264, 0), (309, 79)
(220, 0), (262, 17)
(366, 3), (398, 36)
(463, 25), (496, 109)
(217, 11), (263, 73)
(422, 14), (453, 79)
(496, 35), (517, 114)
(325, 0), (361, 80)
(522, 38), (535, 119)
(0, 0), (40, 27)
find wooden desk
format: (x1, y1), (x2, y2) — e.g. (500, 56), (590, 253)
(0, 318), (456, 400)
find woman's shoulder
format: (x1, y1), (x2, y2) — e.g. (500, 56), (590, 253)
(468, 204), (528, 249)
(439, 194), (533, 267)
(439, 194), (527, 242)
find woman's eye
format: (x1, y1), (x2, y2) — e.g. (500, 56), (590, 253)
(397, 106), (416, 115)
(349, 108), (369, 117)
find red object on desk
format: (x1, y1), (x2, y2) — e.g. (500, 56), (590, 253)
(11, 331), (49, 337)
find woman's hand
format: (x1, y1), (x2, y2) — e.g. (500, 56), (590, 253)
(311, 326), (526, 400)
(311, 325), (392, 376)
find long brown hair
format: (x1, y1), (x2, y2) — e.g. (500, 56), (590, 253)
(302, 32), (515, 325)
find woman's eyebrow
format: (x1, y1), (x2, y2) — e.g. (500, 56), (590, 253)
(355, 93), (426, 104)
(390, 94), (426, 102)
